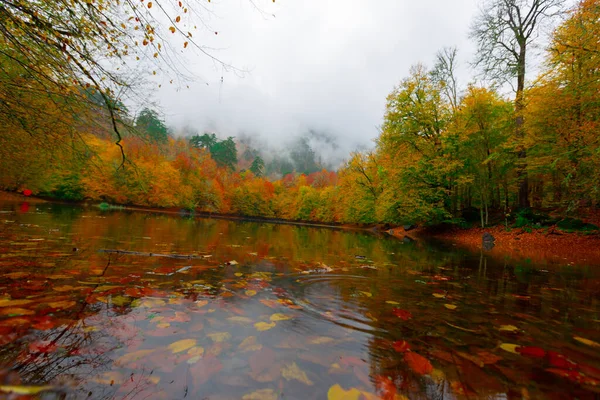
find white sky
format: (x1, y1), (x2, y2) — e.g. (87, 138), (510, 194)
(153, 0), (481, 154)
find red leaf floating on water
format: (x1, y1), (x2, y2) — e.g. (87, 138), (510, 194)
(32, 316), (57, 330)
(579, 363), (600, 380)
(23, 189), (32, 196)
(392, 340), (411, 353)
(547, 351), (577, 370)
(392, 308), (412, 321)
(374, 375), (397, 400)
(29, 340), (58, 354)
(404, 352), (433, 375)
(517, 346), (546, 358)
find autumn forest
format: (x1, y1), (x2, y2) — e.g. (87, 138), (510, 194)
(1, 0), (599, 229)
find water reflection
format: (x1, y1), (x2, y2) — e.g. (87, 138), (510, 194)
(0, 201), (599, 399)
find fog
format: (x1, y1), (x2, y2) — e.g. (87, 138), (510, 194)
(152, 0), (480, 162)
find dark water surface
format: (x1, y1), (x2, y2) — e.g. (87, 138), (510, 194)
(1, 200), (600, 399)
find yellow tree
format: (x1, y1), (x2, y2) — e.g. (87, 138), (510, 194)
(526, 0), (600, 209)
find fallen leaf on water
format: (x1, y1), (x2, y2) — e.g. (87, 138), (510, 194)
(404, 352), (433, 375)
(260, 299), (278, 308)
(187, 346), (205, 357)
(168, 338), (197, 353)
(93, 371), (125, 385)
(228, 316), (253, 324)
(195, 300), (209, 308)
(207, 332), (231, 342)
(29, 341), (58, 354)
(475, 350), (502, 365)
(254, 321), (276, 331)
(227, 260), (238, 265)
(114, 349), (155, 366)
(47, 300), (76, 310)
(0, 307), (34, 316)
(444, 304), (457, 310)
(0, 385), (54, 395)
(243, 389), (277, 400)
(270, 313), (291, 321)
(433, 293), (446, 299)
(392, 308), (412, 321)
(499, 325), (519, 332)
(574, 336), (600, 349)
(327, 384), (361, 400)
(239, 336), (262, 352)
(282, 362), (313, 385)
(499, 343), (520, 354)
(359, 291), (372, 298)
(0, 299), (34, 307)
(110, 295), (131, 306)
(517, 346), (546, 358)
(234, 273), (243, 277)
(309, 336), (334, 345)
(386, 301), (400, 305)
(245, 290), (257, 297)
(392, 340), (410, 352)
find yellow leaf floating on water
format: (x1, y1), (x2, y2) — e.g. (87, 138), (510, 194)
(242, 389), (278, 400)
(94, 285), (120, 292)
(195, 300), (209, 308)
(444, 304), (457, 310)
(245, 290), (257, 297)
(48, 300), (76, 309)
(282, 362), (313, 386)
(93, 371), (125, 385)
(255, 321), (276, 331)
(234, 272), (243, 277)
(0, 385), (54, 395)
(499, 325), (519, 332)
(111, 296), (131, 306)
(433, 293), (446, 299)
(168, 339), (197, 353)
(574, 336), (600, 348)
(386, 300), (400, 305)
(309, 336), (334, 345)
(207, 332), (231, 342)
(228, 316), (253, 324)
(114, 349), (155, 366)
(0, 307), (34, 316)
(359, 291), (372, 298)
(239, 336), (263, 352)
(0, 299), (34, 307)
(156, 322), (170, 328)
(187, 346), (205, 357)
(270, 313), (292, 321)
(499, 343), (520, 354)
(327, 384), (361, 400)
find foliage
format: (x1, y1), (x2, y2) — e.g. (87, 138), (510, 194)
(135, 108), (169, 144)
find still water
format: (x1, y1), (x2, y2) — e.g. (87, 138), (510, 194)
(0, 200), (599, 399)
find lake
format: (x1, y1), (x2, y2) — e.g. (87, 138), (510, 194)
(1, 200), (599, 399)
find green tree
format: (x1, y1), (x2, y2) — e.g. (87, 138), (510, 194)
(190, 133), (218, 150)
(250, 156), (265, 177)
(211, 137), (238, 170)
(135, 108), (169, 143)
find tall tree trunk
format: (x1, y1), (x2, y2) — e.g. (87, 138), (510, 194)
(516, 44), (530, 209)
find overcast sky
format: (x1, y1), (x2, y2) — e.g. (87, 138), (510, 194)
(152, 0), (481, 155)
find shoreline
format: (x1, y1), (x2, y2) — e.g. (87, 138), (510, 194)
(3, 190), (600, 266)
